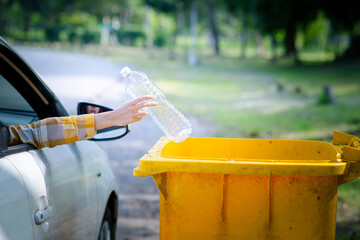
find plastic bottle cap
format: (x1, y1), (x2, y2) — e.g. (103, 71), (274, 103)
(120, 66), (131, 78)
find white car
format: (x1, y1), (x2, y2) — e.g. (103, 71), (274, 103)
(0, 37), (125, 240)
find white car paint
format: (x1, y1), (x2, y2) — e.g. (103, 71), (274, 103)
(0, 157), (34, 240)
(0, 37), (119, 240)
(0, 140), (117, 240)
(6, 151), (49, 239)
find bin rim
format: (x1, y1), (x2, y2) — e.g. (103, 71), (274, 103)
(134, 137), (347, 177)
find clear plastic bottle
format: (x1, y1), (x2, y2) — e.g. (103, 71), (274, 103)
(120, 66), (192, 143)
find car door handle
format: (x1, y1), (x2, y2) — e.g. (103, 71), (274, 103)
(34, 206), (54, 225)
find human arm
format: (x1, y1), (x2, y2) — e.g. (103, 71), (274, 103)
(2, 114), (96, 149)
(94, 95), (157, 130)
(2, 96), (157, 149)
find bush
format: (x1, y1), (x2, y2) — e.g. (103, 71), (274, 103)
(118, 30), (146, 46)
(67, 27), (100, 44)
(45, 27), (60, 42)
(153, 31), (167, 47)
(318, 85), (335, 105)
(82, 30), (100, 44)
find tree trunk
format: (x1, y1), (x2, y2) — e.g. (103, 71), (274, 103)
(176, 5), (187, 60)
(0, 3), (5, 35)
(43, 11), (60, 42)
(205, 0), (220, 56)
(256, 33), (265, 57)
(176, 4), (185, 35)
(271, 34), (278, 63)
(188, 1), (198, 66)
(23, 11), (31, 40)
(168, 31), (177, 60)
(284, 23), (297, 58)
(340, 35), (360, 61)
(240, 16), (248, 59)
(144, 6), (153, 48)
(169, 12), (177, 60)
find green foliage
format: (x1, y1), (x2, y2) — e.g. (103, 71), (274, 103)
(302, 11), (330, 50)
(145, 0), (176, 13)
(321, 0), (360, 33)
(61, 11), (100, 44)
(3, 1), (24, 39)
(153, 31), (167, 47)
(318, 92), (333, 105)
(44, 27), (60, 42)
(1, 0), (360, 59)
(118, 30), (146, 46)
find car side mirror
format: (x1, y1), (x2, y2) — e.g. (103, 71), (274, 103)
(77, 102), (130, 141)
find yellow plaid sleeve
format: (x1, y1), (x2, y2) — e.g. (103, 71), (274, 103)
(2, 114), (96, 149)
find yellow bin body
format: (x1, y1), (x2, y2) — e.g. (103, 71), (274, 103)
(134, 137), (359, 240)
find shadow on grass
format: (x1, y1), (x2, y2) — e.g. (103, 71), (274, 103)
(337, 176), (360, 240)
(336, 218), (360, 240)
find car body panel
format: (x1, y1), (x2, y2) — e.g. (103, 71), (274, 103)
(7, 151), (50, 239)
(0, 157), (34, 240)
(32, 141), (99, 239)
(0, 36), (119, 239)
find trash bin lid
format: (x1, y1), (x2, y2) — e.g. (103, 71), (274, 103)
(134, 137), (347, 177)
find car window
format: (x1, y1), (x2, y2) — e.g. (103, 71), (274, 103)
(0, 74), (38, 127)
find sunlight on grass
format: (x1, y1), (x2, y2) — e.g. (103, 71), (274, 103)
(299, 51), (335, 62)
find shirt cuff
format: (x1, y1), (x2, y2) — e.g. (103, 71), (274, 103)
(78, 114), (96, 141)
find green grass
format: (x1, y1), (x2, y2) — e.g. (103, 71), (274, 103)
(337, 177), (360, 239)
(19, 42), (360, 239)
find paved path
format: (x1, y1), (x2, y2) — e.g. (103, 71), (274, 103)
(16, 46), (213, 240)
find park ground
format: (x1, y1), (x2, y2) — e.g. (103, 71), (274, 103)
(18, 43), (360, 239)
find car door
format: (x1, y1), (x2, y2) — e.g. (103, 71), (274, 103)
(0, 43), (99, 239)
(35, 142), (99, 239)
(0, 73), (49, 240)
(2, 150), (51, 240)
(0, 152), (36, 240)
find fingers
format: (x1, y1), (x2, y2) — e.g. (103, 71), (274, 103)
(134, 101), (158, 111)
(134, 111), (146, 117)
(115, 96), (158, 125)
(130, 111), (146, 123)
(128, 95), (154, 106)
(133, 114), (146, 123)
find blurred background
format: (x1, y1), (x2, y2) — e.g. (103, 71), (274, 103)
(1, 0), (360, 239)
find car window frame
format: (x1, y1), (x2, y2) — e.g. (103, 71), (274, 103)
(0, 40), (68, 119)
(0, 129), (35, 158)
(0, 37), (68, 155)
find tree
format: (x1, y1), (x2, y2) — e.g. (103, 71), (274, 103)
(145, 0), (175, 12)
(16, 0), (41, 39)
(224, 0), (259, 58)
(257, 0), (320, 60)
(144, 0), (177, 55)
(205, 0), (220, 55)
(321, 0), (360, 60)
(188, 0), (198, 65)
(36, 0), (75, 41)
(0, 0), (15, 35)
(15, 0), (122, 42)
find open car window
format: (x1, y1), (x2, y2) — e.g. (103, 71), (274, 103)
(0, 74), (38, 127)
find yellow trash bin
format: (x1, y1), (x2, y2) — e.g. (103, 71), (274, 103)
(134, 131), (360, 240)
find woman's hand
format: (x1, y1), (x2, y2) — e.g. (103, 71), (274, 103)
(94, 96), (158, 131)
